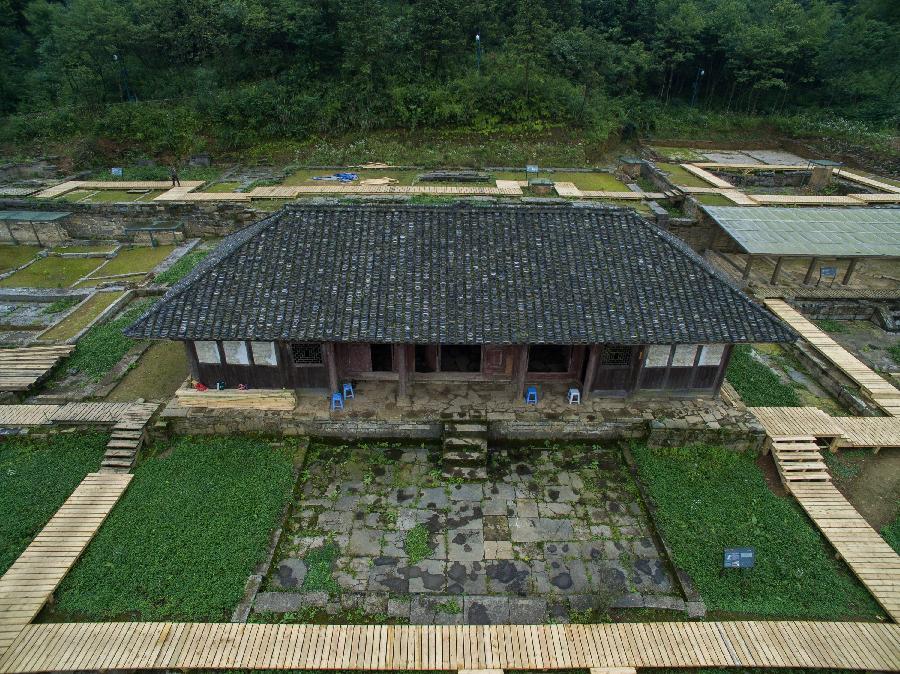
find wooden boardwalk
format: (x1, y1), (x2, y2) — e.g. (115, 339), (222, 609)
(35, 181), (203, 199)
(765, 299), (900, 416)
(49, 402), (136, 423)
(792, 482), (900, 621)
(0, 473), (132, 657)
(101, 402), (158, 472)
(0, 620), (897, 672)
(836, 416), (900, 451)
(680, 164), (734, 188)
(750, 406), (845, 448)
(0, 406), (58, 426)
(0, 346), (74, 392)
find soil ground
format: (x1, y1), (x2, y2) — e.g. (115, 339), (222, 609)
(817, 320), (900, 374)
(106, 340), (187, 402)
(827, 449), (900, 530)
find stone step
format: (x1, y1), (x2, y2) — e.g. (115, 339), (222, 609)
(107, 439), (141, 449)
(443, 436), (487, 450)
(442, 465), (488, 481)
(105, 449), (136, 459)
(444, 422), (488, 436)
(442, 449), (486, 467)
(101, 458), (134, 469)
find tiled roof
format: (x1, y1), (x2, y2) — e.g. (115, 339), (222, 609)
(125, 204), (795, 345)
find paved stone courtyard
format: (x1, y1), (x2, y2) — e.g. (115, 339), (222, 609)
(256, 442), (685, 624)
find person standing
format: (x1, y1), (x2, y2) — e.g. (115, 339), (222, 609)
(170, 166), (181, 187)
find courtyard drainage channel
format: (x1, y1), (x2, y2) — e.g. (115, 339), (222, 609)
(246, 441), (698, 624)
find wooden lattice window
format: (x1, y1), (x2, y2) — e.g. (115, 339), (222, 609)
(291, 342), (323, 365)
(600, 345), (632, 367)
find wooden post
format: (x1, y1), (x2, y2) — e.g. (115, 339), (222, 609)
(803, 257), (819, 285)
(323, 342), (339, 393)
(582, 344), (600, 398)
(183, 341), (200, 380)
(842, 258), (858, 285)
(396, 343), (409, 399)
(770, 256), (784, 285)
(513, 345), (529, 400)
(742, 255), (754, 280)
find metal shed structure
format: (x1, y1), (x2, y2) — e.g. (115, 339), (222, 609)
(702, 206), (900, 285)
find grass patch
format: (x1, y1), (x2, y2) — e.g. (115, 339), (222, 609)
(815, 319), (847, 333)
(55, 436), (295, 621)
(40, 291), (124, 341)
(0, 255), (103, 288)
(41, 297), (80, 314)
(655, 162), (715, 188)
(59, 298), (154, 380)
(882, 516), (900, 555)
(888, 343), (900, 367)
(0, 244), (41, 273)
(404, 523), (434, 564)
(631, 443), (880, 618)
(300, 542), (341, 595)
(88, 245), (176, 276)
(106, 339), (187, 401)
(153, 250), (209, 285)
(0, 432), (107, 574)
(726, 344), (801, 407)
(649, 146), (706, 162)
(695, 193), (736, 207)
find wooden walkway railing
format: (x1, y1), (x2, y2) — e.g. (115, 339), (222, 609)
(0, 621), (897, 672)
(0, 473), (132, 657)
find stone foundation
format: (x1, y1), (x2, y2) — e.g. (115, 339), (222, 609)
(0, 198), (265, 244)
(160, 401), (765, 451)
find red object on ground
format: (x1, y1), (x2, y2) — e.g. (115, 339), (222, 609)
(194, 382), (208, 391)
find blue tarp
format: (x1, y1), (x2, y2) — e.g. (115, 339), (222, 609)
(312, 173), (358, 182)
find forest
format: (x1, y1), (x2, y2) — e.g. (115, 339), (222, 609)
(0, 0), (897, 156)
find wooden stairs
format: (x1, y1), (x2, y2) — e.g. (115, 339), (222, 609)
(769, 435), (831, 489)
(442, 419), (489, 481)
(100, 402), (159, 473)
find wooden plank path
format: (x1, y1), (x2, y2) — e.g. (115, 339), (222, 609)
(0, 346), (74, 392)
(0, 620), (897, 672)
(765, 299), (900, 416)
(749, 194), (865, 205)
(35, 181), (203, 199)
(834, 415), (900, 452)
(245, 184), (525, 198)
(838, 170), (900, 194)
(100, 402), (158, 472)
(577, 190), (666, 200)
(749, 406), (845, 446)
(792, 482), (900, 621)
(0, 406), (59, 426)
(0, 473), (132, 658)
(680, 164), (735, 188)
(49, 402), (137, 424)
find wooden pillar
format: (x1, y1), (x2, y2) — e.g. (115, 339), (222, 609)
(512, 345), (529, 400)
(770, 256), (784, 285)
(396, 343), (409, 398)
(842, 258), (858, 285)
(712, 344), (733, 397)
(323, 342), (339, 393)
(741, 255), (754, 280)
(582, 345), (600, 398)
(183, 341), (200, 380)
(803, 257), (819, 285)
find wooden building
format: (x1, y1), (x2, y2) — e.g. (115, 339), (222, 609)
(126, 204), (795, 399)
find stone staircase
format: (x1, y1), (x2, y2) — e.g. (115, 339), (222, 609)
(441, 419), (489, 481)
(770, 435), (831, 490)
(100, 402), (159, 473)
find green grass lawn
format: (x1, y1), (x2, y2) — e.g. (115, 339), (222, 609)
(883, 516), (900, 554)
(0, 432), (107, 575)
(0, 244), (41, 273)
(205, 181), (243, 193)
(81, 189), (164, 203)
(153, 250), (209, 285)
(726, 344), (801, 407)
(58, 298), (155, 381)
(656, 162), (716, 188)
(695, 193), (736, 206)
(648, 146), (707, 162)
(54, 436), (296, 621)
(0, 255), (105, 288)
(106, 340), (188, 401)
(86, 245), (176, 276)
(39, 291), (124, 341)
(631, 443), (881, 619)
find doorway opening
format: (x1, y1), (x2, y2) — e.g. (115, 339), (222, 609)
(439, 345), (482, 372)
(528, 345), (570, 372)
(371, 344), (393, 372)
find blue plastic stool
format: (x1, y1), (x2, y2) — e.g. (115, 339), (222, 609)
(330, 392), (344, 411)
(567, 388), (581, 404)
(525, 386), (538, 405)
(342, 382), (354, 399)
